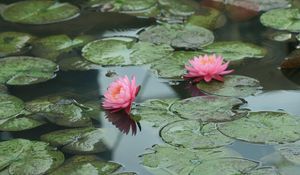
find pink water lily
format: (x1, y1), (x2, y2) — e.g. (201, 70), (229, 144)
(184, 54), (234, 83)
(102, 76), (140, 114)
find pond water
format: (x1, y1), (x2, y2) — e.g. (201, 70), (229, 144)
(1, 0), (300, 175)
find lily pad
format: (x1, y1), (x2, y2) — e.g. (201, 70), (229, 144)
(161, 120), (234, 149)
(1, 1), (80, 24)
(169, 96), (246, 122)
(0, 56), (58, 85)
(218, 111), (300, 144)
(248, 167), (281, 175)
(140, 144), (240, 175)
(197, 75), (262, 97)
(41, 127), (107, 153)
(49, 155), (121, 175)
(139, 24), (214, 49)
(0, 32), (34, 57)
(187, 7), (223, 29)
(32, 35), (93, 61)
(119, 0), (157, 12)
(131, 99), (181, 128)
(0, 94), (24, 121)
(0, 139), (64, 174)
(202, 41), (267, 62)
(261, 8), (300, 32)
(189, 158), (258, 175)
(275, 141), (300, 165)
(150, 51), (205, 79)
(58, 57), (97, 71)
(25, 96), (93, 127)
(0, 114), (46, 131)
(82, 37), (173, 66)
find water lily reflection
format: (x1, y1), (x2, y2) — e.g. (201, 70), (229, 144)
(105, 110), (141, 135)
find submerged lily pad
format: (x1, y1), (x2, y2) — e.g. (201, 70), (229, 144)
(218, 111), (300, 144)
(0, 139), (64, 174)
(25, 96), (93, 127)
(132, 99), (181, 128)
(187, 7), (223, 29)
(202, 41), (266, 62)
(0, 32), (34, 57)
(1, 1), (80, 24)
(140, 144), (240, 175)
(161, 120), (234, 149)
(50, 155), (121, 175)
(0, 94), (24, 121)
(32, 35), (93, 61)
(197, 75), (262, 97)
(41, 127), (107, 153)
(139, 24), (214, 49)
(0, 114), (46, 131)
(169, 96), (246, 122)
(82, 37), (173, 66)
(275, 141), (300, 165)
(189, 158), (258, 175)
(0, 56), (58, 85)
(58, 56), (97, 71)
(260, 8), (300, 32)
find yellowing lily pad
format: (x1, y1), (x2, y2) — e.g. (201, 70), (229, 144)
(218, 111), (300, 144)
(161, 120), (234, 149)
(1, 1), (80, 24)
(0, 56), (58, 85)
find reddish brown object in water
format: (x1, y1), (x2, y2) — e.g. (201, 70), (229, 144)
(281, 50), (300, 69)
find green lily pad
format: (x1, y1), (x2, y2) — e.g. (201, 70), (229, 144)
(58, 56), (97, 71)
(161, 120), (234, 149)
(32, 35), (93, 61)
(197, 75), (262, 97)
(187, 7), (223, 29)
(41, 127), (107, 153)
(119, 0), (157, 12)
(261, 8), (300, 32)
(1, 1), (80, 24)
(169, 96), (246, 122)
(25, 96), (93, 127)
(140, 144), (240, 175)
(150, 51), (205, 79)
(49, 155), (121, 175)
(0, 114), (46, 131)
(275, 141), (300, 165)
(218, 111), (300, 144)
(139, 24), (214, 49)
(189, 158), (258, 175)
(248, 167), (282, 175)
(0, 94), (24, 121)
(202, 41), (267, 62)
(158, 0), (196, 21)
(0, 56), (58, 85)
(131, 99), (181, 128)
(82, 37), (173, 66)
(0, 139), (64, 174)
(0, 32), (34, 57)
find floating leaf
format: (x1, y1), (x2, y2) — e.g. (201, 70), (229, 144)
(0, 56), (58, 85)
(32, 35), (93, 61)
(202, 41), (266, 62)
(281, 49), (300, 69)
(0, 94), (24, 121)
(187, 7), (223, 29)
(25, 96), (93, 127)
(260, 8), (300, 32)
(41, 127), (107, 153)
(218, 111), (300, 144)
(140, 144), (240, 175)
(275, 141), (300, 165)
(82, 37), (173, 66)
(248, 167), (281, 175)
(50, 155), (121, 175)
(1, 1), (80, 24)
(197, 75), (262, 97)
(0, 32), (34, 57)
(161, 120), (234, 149)
(0, 114), (46, 131)
(58, 56), (97, 71)
(132, 99), (181, 128)
(150, 51), (205, 79)
(139, 24), (214, 49)
(119, 0), (157, 12)
(0, 139), (64, 174)
(169, 96), (246, 121)
(189, 158), (258, 175)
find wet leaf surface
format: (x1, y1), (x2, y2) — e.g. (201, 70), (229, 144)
(197, 75), (262, 97)
(1, 1), (80, 24)
(58, 56), (98, 71)
(0, 114), (46, 131)
(161, 120), (234, 149)
(275, 141), (300, 165)
(169, 96), (246, 121)
(0, 139), (64, 174)
(0, 56), (58, 85)
(0, 94), (24, 121)
(218, 111), (300, 144)
(187, 7), (223, 29)
(41, 127), (107, 153)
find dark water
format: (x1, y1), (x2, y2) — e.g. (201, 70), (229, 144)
(1, 0), (300, 174)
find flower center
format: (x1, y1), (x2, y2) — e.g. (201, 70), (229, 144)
(111, 85), (123, 98)
(199, 56), (216, 65)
